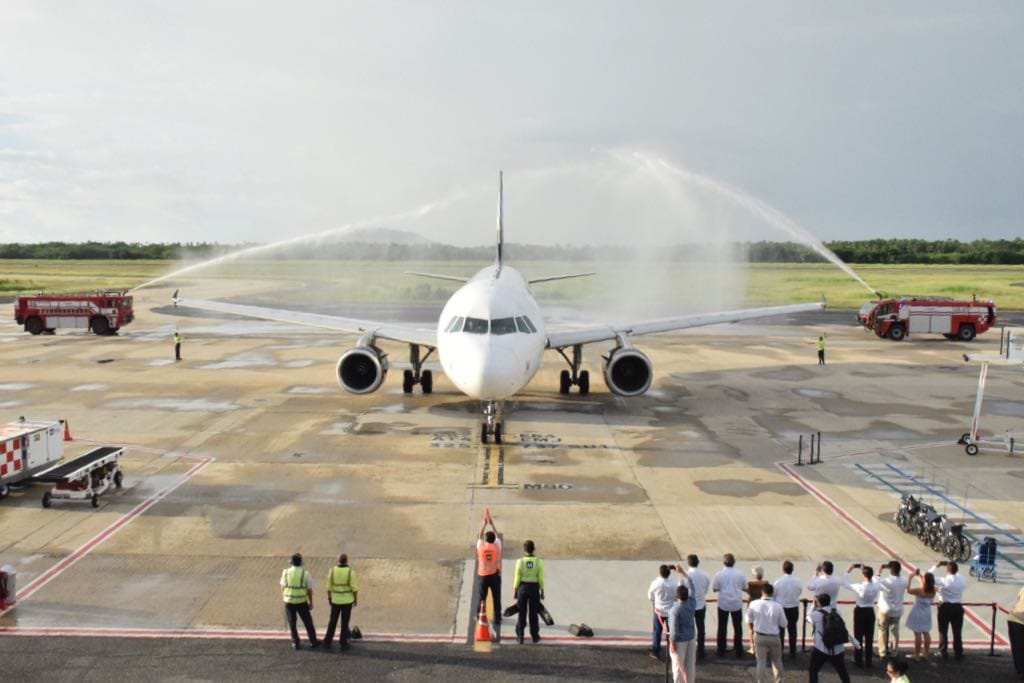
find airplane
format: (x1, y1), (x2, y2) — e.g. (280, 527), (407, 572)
(172, 172), (825, 443)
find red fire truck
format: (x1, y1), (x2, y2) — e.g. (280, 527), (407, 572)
(13, 291), (135, 335)
(865, 296), (996, 342)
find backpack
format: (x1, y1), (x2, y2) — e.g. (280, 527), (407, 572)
(818, 609), (849, 649)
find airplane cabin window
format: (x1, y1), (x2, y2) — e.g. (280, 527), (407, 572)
(464, 317), (489, 334)
(491, 317), (517, 335)
(514, 316), (529, 333)
(522, 316), (538, 333)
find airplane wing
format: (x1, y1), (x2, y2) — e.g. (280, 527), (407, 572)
(545, 301), (826, 349)
(172, 296), (437, 348)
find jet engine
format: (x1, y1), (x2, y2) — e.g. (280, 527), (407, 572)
(603, 345), (653, 396)
(336, 346), (388, 394)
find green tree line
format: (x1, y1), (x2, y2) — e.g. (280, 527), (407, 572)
(2, 239), (1024, 264)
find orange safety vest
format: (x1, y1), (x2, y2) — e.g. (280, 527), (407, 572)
(477, 541), (502, 576)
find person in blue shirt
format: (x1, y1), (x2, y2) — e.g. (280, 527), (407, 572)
(668, 564), (698, 683)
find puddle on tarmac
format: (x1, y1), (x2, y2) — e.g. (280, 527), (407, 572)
(71, 383), (109, 392)
(985, 401), (1024, 418)
(0, 383), (34, 391)
(107, 398), (239, 412)
(0, 400), (22, 408)
(750, 367), (814, 382)
(147, 359), (176, 366)
(793, 388), (841, 399)
(198, 352), (277, 369)
(282, 360), (315, 368)
(288, 385), (332, 394)
(694, 479), (804, 497)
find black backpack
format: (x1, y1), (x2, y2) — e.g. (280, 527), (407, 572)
(818, 608), (849, 649)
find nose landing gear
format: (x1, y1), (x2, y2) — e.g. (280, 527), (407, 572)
(481, 401), (504, 444)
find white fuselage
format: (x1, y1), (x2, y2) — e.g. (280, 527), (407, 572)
(436, 265), (547, 400)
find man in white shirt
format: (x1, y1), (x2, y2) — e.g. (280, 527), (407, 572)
(773, 560), (803, 659)
(807, 560), (842, 606)
(808, 593), (851, 683)
(713, 552), (748, 659)
(686, 554), (711, 659)
(873, 560), (908, 659)
(843, 563), (881, 668)
(647, 564), (679, 660)
(746, 583), (787, 683)
(929, 560), (967, 660)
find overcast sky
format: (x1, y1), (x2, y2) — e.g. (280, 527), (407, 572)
(1, 1), (1021, 246)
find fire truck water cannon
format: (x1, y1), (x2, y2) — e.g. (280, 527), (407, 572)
(863, 296), (996, 342)
(13, 291), (135, 336)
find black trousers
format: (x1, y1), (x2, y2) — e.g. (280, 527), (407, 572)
(284, 602), (317, 646)
(938, 602), (964, 658)
(852, 605), (875, 666)
(175, 342), (181, 360)
(324, 602), (353, 648)
(694, 606), (707, 657)
(516, 583), (541, 641)
(478, 573), (502, 623)
(1009, 620), (1024, 677)
(818, 350), (825, 365)
(809, 648), (850, 683)
(780, 606), (799, 656)
(716, 607), (742, 657)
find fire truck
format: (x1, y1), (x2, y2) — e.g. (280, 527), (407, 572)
(865, 296), (997, 342)
(13, 291), (134, 335)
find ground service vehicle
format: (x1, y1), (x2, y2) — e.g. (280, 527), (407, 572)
(0, 419), (64, 499)
(865, 297), (996, 342)
(13, 291), (134, 335)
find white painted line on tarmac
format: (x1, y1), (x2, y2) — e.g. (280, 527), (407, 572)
(1, 456), (212, 616)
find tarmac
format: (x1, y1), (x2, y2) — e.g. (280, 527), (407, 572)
(1, 279), (1023, 681)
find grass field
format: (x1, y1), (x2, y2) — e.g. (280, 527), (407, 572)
(1, 259), (1021, 309)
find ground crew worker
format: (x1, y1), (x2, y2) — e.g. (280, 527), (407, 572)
(477, 511), (502, 633)
(174, 331), (183, 361)
(817, 335), (826, 365)
(513, 539), (544, 644)
(280, 553), (319, 650)
(323, 553), (359, 650)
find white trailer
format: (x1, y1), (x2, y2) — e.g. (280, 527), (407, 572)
(0, 419), (64, 499)
(960, 329), (1024, 455)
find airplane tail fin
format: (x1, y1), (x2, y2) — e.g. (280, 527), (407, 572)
(496, 171), (504, 272)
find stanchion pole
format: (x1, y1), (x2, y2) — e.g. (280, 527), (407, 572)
(810, 434), (816, 465)
(989, 603), (997, 656)
(816, 431), (822, 463)
(797, 435), (803, 466)
(800, 599), (808, 652)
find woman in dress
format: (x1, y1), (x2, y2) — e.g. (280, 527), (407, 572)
(905, 569), (936, 660)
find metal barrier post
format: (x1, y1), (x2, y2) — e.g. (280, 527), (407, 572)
(989, 603), (997, 656)
(809, 434), (816, 465)
(665, 627), (670, 681)
(816, 432), (822, 463)
(797, 435), (803, 466)
(800, 599), (808, 652)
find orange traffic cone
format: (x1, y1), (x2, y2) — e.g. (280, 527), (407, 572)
(474, 602), (492, 643)
(62, 419), (73, 441)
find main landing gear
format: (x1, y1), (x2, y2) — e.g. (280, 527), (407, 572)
(555, 344), (590, 395)
(402, 344), (435, 395)
(481, 401), (504, 445)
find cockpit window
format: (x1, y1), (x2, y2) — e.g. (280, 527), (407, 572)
(514, 316), (529, 333)
(445, 316), (464, 333)
(463, 317), (489, 334)
(491, 317), (517, 335)
(521, 316), (538, 333)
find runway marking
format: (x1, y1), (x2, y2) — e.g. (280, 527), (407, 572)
(777, 460), (1009, 647)
(853, 463), (1024, 574)
(1, 455), (212, 616)
(470, 446), (516, 489)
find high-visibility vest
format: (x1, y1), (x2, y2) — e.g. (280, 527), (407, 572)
(516, 555), (543, 587)
(816, 338), (825, 351)
(328, 566), (356, 605)
(174, 333), (182, 344)
(282, 566), (310, 604)
(477, 542), (502, 576)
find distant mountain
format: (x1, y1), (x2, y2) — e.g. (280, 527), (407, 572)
(333, 227), (435, 245)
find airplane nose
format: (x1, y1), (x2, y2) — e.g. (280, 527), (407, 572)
(460, 345), (523, 399)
